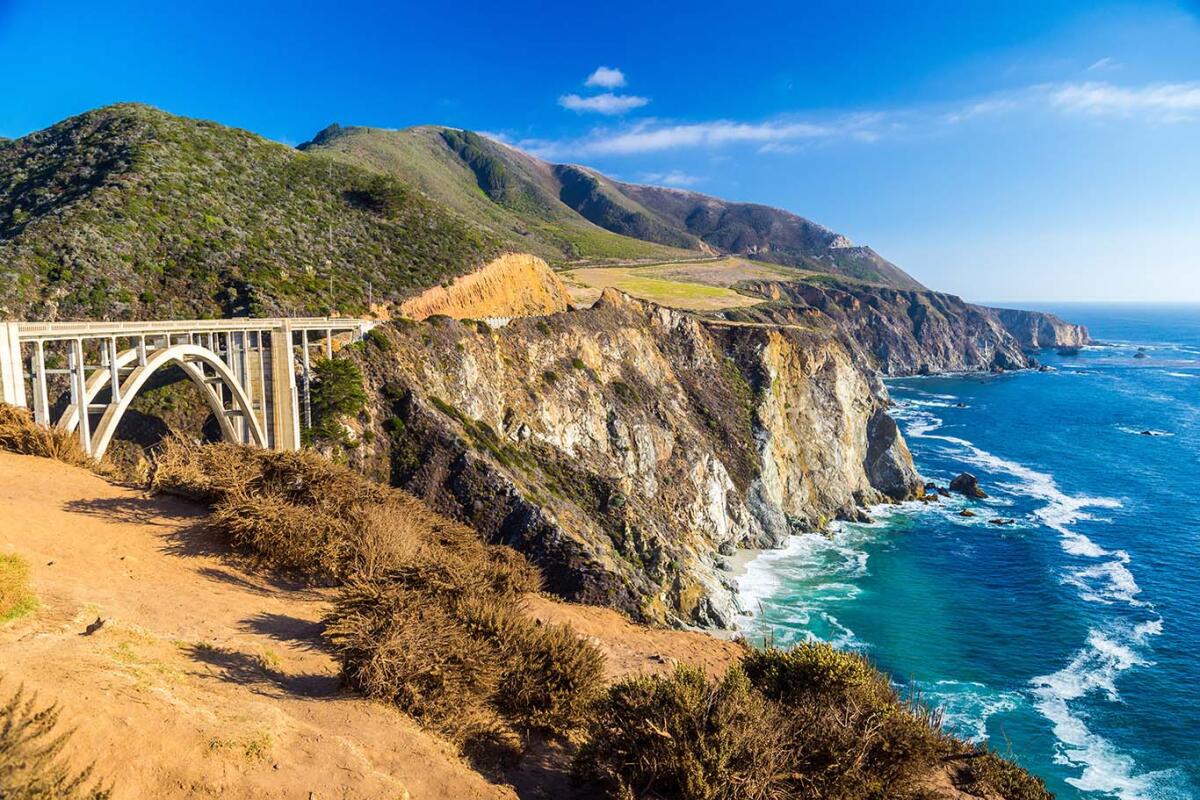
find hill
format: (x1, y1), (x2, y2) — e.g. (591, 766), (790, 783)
(300, 124), (924, 288)
(298, 124), (696, 264)
(0, 105), (504, 320)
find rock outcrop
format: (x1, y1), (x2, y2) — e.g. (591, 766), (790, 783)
(349, 289), (921, 628)
(399, 253), (570, 321)
(990, 307), (1090, 350)
(731, 280), (1090, 375)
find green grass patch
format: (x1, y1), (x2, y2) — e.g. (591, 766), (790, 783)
(0, 553), (36, 623)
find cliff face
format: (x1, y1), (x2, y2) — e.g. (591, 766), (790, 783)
(990, 306), (1090, 349)
(734, 280), (1090, 375)
(398, 253), (571, 320)
(350, 289), (920, 628)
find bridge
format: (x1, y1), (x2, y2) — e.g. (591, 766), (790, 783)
(0, 318), (374, 459)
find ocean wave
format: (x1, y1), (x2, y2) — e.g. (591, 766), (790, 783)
(892, 392), (1175, 795)
(1029, 621), (1176, 800)
(1164, 371), (1198, 378)
(918, 680), (1022, 743)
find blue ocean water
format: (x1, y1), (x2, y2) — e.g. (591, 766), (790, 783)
(736, 304), (1200, 800)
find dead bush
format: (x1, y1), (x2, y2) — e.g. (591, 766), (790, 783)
(0, 683), (111, 799)
(573, 664), (793, 800)
(457, 598), (605, 735)
(0, 404), (95, 470)
(742, 643), (948, 799)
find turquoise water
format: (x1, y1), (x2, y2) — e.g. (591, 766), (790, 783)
(737, 304), (1200, 799)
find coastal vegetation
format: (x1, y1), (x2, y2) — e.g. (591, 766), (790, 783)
(0, 684), (111, 799)
(0, 104), (503, 320)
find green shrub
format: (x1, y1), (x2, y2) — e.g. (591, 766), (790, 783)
(303, 358), (367, 447)
(573, 665), (791, 800)
(0, 684), (111, 799)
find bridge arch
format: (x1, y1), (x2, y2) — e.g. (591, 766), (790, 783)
(89, 343), (267, 460)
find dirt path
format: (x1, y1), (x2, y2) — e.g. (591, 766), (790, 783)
(0, 451), (514, 800)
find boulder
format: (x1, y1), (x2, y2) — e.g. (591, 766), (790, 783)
(959, 509), (976, 517)
(949, 472), (988, 499)
(989, 518), (1016, 526)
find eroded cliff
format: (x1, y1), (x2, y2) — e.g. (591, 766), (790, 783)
(398, 252), (571, 320)
(730, 279), (1090, 375)
(348, 289), (920, 628)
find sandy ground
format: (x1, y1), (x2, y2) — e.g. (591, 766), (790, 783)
(0, 451), (744, 799)
(0, 450), (512, 799)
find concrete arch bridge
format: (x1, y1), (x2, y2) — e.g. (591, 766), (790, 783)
(0, 318), (374, 459)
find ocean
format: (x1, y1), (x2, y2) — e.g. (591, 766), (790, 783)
(735, 304), (1200, 800)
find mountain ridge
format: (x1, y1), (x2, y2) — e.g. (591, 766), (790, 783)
(300, 122), (925, 288)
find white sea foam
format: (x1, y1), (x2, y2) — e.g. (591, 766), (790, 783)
(1029, 622), (1176, 800)
(919, 680), (1022, 743)
(1164, 371), (1198, 378)
(892, 392), (1173, 797)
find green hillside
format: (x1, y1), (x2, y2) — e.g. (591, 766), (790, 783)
(303, 123), (923, 288)
(0, 105), (504, 320)
(298, 125), (695, 264)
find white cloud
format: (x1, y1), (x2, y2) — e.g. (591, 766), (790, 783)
(528, 79), (1200, 161)
(527, 113), (884, 158)
(585, 66), (626, 89)
(1049, 81), (1200, 121)
(639, 170), (704, 187)
(559, 92), (650, 116)
(1087, 57), (1121, 72)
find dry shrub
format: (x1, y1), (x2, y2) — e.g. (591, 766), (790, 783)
(742, 643), (948, 799)
(149, 439), (598, 770)
(0, 404), (94, 470)
(0, 683), (111, 799)
(576, 645), (1047, 800)
(1, 554), (37, 623)
(573, 664), (792, 800)
(952, 749), (1052, 800)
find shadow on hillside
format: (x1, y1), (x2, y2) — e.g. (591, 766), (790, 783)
(241, 612), (333, 654)
(195, 565), (318, 597)
(62, 494), (205, 526)
(184, 643), (341, 699)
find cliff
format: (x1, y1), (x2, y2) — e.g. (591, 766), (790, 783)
(731, 279), (1090, 375)
(348, 289), (921, 628)
(398, 252), (571, 320)
(990, 306), (1090, 350)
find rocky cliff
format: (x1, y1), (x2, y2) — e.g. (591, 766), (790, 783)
(730, 279), (1090, 375)
(347, 289), (921, 628)
(990, 306), (1090, 350)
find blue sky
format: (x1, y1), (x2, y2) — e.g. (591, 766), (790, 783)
(1, 0), (1198, 301)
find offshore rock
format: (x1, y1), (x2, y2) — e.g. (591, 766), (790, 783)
(950, 472), (988, 499)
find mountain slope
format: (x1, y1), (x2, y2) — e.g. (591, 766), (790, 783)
(298, 124), (695, 264)
(300, 124), (924, 288)
(0, 105), (504, 320)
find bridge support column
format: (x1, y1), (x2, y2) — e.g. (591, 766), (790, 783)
(0, 322), (27, 408)
(269, 323), (301, 451)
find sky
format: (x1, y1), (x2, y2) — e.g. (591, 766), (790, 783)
(1, 0), (1198, 302)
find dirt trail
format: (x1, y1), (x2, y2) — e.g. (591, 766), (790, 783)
(0, 451), (746, 799)
(0, 450), (513, 800)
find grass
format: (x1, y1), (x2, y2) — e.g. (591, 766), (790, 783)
(0, 683), (111, 799)
(565, 266), (764, 311)
(1, 104), (503, 320)
(0, 553), (36, 623)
